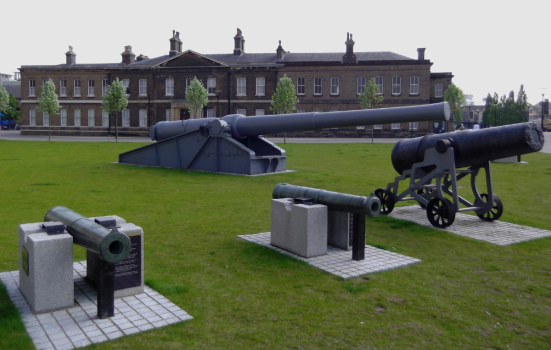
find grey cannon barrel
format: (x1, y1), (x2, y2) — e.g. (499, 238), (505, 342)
(44, 206), (131, 264)
(272, 183), (381, 218)
(391, 122), (545, 175)
(151, 102), (451, 142)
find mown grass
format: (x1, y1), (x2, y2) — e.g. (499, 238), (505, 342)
(0, 140), (550, 349)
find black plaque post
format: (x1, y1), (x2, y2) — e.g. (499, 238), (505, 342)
(97, 256), (115, 319)
(351, 213), (365, 261)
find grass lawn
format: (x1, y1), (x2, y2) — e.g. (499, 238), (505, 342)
(0, 139), (550, 349)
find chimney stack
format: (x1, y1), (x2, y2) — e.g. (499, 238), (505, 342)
(65, 46), (76, 65)
(121, 45), (136, 64)
(169, 30), (183, 57)
(276, 40), (287, 59)
(342, 33), (357, 64)
(233, 28), (245, 56)
(417, 48), (426, 61)
(136, 54), (149, 62)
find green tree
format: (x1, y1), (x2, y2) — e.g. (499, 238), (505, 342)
(3, 94), (21, 128)
(358, 78), (383, 142)
(443, 83), (466, 129)
(37, 79), (61, 141)
(515, 84), (528, 123)
(271, 75), (299, 143)
(0, 84), (9, 113)
(482, 93), (494, 127)
(101, 78), (128, 142)
(185, 77), (208, 118)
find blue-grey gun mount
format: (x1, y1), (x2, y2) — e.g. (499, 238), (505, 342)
(374, 122), (545, 228)
(119, 103), (451, 175)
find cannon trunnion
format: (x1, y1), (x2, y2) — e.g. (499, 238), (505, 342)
(119, 103), (450, 175)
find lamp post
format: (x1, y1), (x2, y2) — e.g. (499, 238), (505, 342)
(542, 93), (545, 131)
(215, 90), (222, 118)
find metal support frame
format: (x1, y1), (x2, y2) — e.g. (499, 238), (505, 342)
(96, 256), (115, 319)
(350, 213), (365, 261)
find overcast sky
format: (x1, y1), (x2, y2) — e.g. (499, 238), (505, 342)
(2, 0), (549, 105)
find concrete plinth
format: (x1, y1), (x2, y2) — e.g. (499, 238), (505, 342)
(328, 210), (351, 250)
(270, 198), (327, 258)
(18, 223), (74, 314)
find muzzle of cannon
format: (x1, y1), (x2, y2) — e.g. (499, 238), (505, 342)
(120, 102), (450, 175)
(375, 123), (545, 228)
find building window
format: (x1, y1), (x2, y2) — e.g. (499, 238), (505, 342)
(29, 79), (36, 96)
(357, 77), (366, 95)
(87, 80), (95, 97)
(122, 79), (130, 95)
(139, 79), (147, 96)
(102, 79), (109, 95)
(410, 76), (419, 95)
(122, 109), (130, 126)
(435, 83), (443, 98)
(330, 77), (339, 95)
(297, 78), (305, 95)
(256, 77), (265, 96)
(165, 78), (174, 96)
(29, 108), (36, 125)
(314, 77), (322, 95)
(374, 124), (382, 129)
(375, 77), (383, 95)
(409, 122), (418, 130)
(139, 109), (147, 127)
(102, 110), (109, 126)
(60, 79), (67, 96)
(296, 109), (305, 114)
(207, 109), (216, 118)
(60, 109), (67, 126)
(237, 109), (246, 115)
(255, 109), (265, 116)
(88, 109), (95, 126)
(74, 79), (81, 97)
(166, 109), (171, 121)
(43, 112), (49, 126)
(392, 77), (401, 95)
(391, 123), (400, 129)
(186, 78), (192, 90)
(207, 78), (216, 95)
(237, 78), (246, 96)
(74, 109), (81, 126)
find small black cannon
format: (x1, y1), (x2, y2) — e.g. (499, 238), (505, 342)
(119, 102), (450, 175)
(374, 123), (545, 228)
(272, 183), (381, 261)
(44, 206), (131, 319)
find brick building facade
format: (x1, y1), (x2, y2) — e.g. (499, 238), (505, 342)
(19, 29), (453, 137)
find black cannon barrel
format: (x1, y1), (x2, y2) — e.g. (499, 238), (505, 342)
(272, 183), (381, 218)
(44, 206), (131, 264)
(391, 122), (545, 175)
(151, 103), (450, 142)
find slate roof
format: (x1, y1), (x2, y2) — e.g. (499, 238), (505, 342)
(0, 81), (21, 99)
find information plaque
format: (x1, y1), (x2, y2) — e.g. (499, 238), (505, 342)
(114, 235), (141, 290)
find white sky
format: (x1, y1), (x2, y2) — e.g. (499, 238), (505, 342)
(2, 0), (549, 105)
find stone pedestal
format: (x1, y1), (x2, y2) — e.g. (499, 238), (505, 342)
(328, 210), (351, 250)
(18, 223), (74, 314)
(270, 198), (327, 258)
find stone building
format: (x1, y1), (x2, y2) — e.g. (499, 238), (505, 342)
(18, 29), (453, 137)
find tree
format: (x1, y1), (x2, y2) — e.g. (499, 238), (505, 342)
(358, 78), (383, 143)
(185, 77), (208, 118)
(516, 84), (528, 122)
(482, 93), (494, 127)
(0, 84), (9, 114)
(271, 75), (299, 143)
(443, 83), (466, 130)
(37, 79), (61, 141)
(101, 78), (128, 142)
(3, 94), (21, 128)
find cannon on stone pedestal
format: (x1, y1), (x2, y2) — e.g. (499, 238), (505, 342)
(374, 123), (545, 228)
(119, 103), (450, 175)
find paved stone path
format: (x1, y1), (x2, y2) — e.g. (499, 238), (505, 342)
(389, 206), (551, 245)
(238, 232), (420, 279)
(0, 261), (192, 350)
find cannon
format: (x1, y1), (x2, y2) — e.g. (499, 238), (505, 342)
(44, 206), (132, 319)
(119, 103), (450, 175)
(272, 183), (381, 260)
(374, 123), (545, 228)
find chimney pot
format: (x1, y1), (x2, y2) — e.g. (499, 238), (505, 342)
(417, 48), (426, 60)
(169, 30), (183, 57)
(342, 32), (356, 64)
(122, 45), (135, 64)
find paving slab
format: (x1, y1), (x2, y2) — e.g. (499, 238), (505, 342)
(0, 261), (192, 350)
(238, 232), (421, 279)
(388, 206), (551, 245)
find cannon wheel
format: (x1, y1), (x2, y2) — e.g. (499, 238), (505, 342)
(375, 189), (395, 215)
(416, 188), (434, 209)
(476, 193), (503, 222)
(426, 197), (456, 228)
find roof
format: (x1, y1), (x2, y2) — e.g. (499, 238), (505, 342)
(0, 81), (21, 99)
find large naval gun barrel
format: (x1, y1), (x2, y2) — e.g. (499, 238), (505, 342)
(44, 206), (131, 264)
(272, 183), (381, 218)
(391, 122), (545, 175)
(151, 102), (451, 142)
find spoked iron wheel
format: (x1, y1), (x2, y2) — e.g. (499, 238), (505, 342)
(476, 193), (503, 221)
(374, 188), (395, 215)
(416, 188), (434, 209)
(426, 197), (456, 228)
